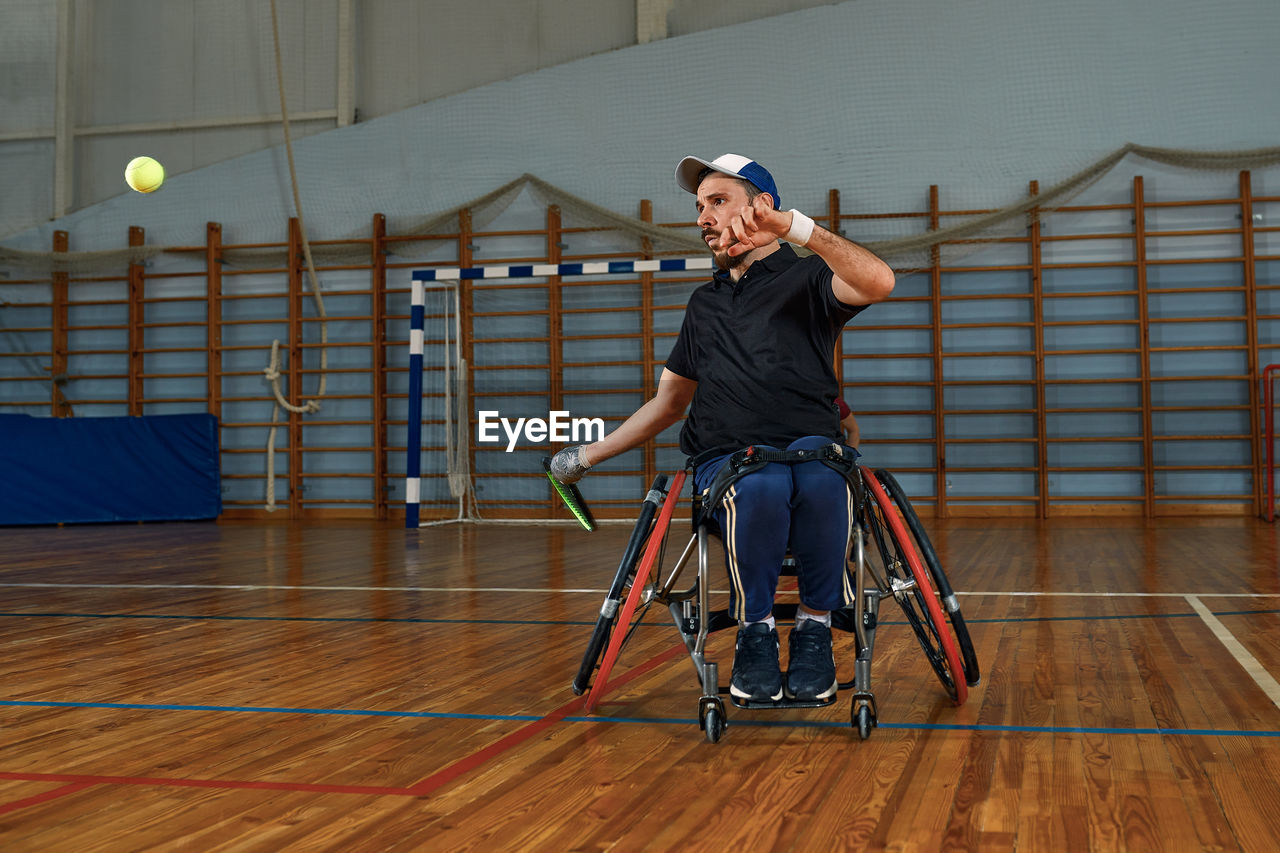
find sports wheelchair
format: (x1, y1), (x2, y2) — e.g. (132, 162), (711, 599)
(568, 446), (980, 743)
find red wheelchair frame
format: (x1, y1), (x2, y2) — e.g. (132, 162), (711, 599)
(571, 462), (979, 742)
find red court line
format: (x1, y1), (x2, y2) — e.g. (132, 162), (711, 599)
(0, 642), (688, 802)
(0, 781), (96, 815)
(406, 642), (686, 796)
(0, 770), (410, 798)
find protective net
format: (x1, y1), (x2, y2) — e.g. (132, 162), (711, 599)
(3, 142), (1279, 518)
(5, 144), (1280, 278)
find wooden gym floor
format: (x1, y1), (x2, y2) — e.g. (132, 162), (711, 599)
(1, 515), (1279, 850)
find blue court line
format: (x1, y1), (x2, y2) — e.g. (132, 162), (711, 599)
(2, 699), (1276, 739)
(1202, 608), (1280, 617)
(567, 716), (1280, 737)
(0, 699), (540, 722)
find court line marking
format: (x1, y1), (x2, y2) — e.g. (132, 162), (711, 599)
(0, 611), (599, 627)
(0, 769), (410, 798)
(965, 591), (1280, 598)
(7, 714), (1277, 812)
(0, 700), (541, 721)
(7, 609), (1276, 628)
(7, 608), (1280, 634)
(3, 698), (1278, 739)
(0, 643), (690, 804)
(0, 583), (609, 593)
(4, 582), (1277, 806)
(0, 782), (96, 816)
(403, 643), (685, 796)
(569, 717), (1280, 737)
(4, 624), (1279, 809)
(3, 582), (1280, 598)
(1186, 594), (1280, 713)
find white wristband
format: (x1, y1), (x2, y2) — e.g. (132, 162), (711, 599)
(786, 209), (815, 246)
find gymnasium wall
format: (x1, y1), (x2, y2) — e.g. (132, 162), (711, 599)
(0, 0), (56, 239)
(2, 0), (1279, 518)
(0, 0), (642, 238)
(5, 0), (1279, 246)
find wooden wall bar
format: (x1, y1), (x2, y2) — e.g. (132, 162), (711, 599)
(1241, 172), (1262, 513)
(287, 217), (304, 519)
(50, 230), (71, 417)
(126, 226), (145, 416)
(2, 174), (1276, 519)
(206, 222), (224, 422)
(639, 199), (658, 481)
(1134, 175), (1156, 517)
(371, 213), (389, 520)
(1029, 181), (1049, 519)
(928, 185), (948, 517)
(547, 206), (564, 517)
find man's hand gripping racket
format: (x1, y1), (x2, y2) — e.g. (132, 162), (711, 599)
(543, 445), (596, 532)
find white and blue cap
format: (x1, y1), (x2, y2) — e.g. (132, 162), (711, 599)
(675, 153), (781, 210)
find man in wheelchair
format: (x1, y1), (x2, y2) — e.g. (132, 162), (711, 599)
(551, 153), (895, 704)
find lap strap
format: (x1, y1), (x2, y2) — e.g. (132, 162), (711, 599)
(693, 444), (863, 530)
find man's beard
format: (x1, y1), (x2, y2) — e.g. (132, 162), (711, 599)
(706, 232), (749, 272)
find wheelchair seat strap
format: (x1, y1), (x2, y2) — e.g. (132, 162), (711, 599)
(695, 444), (863, 528)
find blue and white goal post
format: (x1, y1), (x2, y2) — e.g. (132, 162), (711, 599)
(404, 257), (713, 529)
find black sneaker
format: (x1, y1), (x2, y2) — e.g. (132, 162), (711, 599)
(786, 619), (837, 700)
(730, 623), (783, 702)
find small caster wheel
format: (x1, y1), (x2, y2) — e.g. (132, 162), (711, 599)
(703, 706), (724, 743)
(699, 697), (726, 743)
(853, 704), (876, 740)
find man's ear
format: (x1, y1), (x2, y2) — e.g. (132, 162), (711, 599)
(755, 192), (776, 211)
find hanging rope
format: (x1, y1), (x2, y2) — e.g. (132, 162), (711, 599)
(263, 0), (331, 510)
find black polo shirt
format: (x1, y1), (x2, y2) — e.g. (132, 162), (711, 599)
(665, 243), (869, 458)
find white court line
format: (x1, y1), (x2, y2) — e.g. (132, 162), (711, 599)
(1185, 595), (1280, 713)
(3, 582), (1280, 598)
(0, 583), (606, 594)
(964, 591), (1280, 598)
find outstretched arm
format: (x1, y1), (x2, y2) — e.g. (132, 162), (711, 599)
(584, 369), (696, 465)
(550, 369), (696, 482)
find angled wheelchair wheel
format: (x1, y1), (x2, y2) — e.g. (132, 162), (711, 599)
(874, 469), (980, 688)
(583, 470), (688, 714)
(571, 474), (668, 696)
(860, 466), (968, 705)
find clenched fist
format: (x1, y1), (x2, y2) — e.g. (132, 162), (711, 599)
(549, 445), (592, 484)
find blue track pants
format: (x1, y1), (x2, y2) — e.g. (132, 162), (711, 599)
(693, 435), (857, 623)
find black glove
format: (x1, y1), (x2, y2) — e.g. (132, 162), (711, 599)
(549, 445), (592, 484)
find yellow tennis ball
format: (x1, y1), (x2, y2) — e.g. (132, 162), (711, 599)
(125, 156), (165, 193)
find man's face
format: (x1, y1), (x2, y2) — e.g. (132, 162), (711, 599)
(695, 173), (753, 270)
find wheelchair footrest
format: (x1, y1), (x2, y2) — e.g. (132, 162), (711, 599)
(830, 607), (861, 634)
(725, 691), (839, 711)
